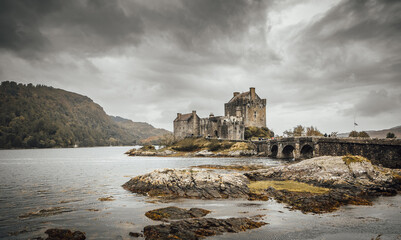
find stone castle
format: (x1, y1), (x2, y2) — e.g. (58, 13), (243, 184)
(174, 87), (266, 140)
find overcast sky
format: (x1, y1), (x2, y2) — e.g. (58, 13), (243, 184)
(1, 0), (400, 134)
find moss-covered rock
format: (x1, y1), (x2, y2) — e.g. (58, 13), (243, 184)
(248, 180), (330, 195)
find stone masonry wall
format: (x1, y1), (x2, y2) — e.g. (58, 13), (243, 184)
(253, 138), (401, 169)
(173, 113), (200, 139)
(199, 116), (245, 140)
(224, 94), (266, 128)
(317, 138), (401, 168)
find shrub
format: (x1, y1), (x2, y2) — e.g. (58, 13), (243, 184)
(207, 140), (234, 151)
(386, 132), (396, 139)
(140, 145), (156, 151)
(358, 131), (370, 138)
(171, 138), (201, 152)
(245, 127), (274, 140)
(349, 131), (370, 138)
(349, 130), (359, 137)
(208, 140), (221, 151)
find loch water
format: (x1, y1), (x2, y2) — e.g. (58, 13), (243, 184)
(0, 147), (400, 240)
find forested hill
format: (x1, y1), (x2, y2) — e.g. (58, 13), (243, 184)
(0, 81), (169, 148)
(110, 116), (170, 141)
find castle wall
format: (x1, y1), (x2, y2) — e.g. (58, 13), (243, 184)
(174, 119), (192, 139)
(225, 117), (245, 140)
(199, 116), (244, 140)
(244, 99), (266, 128)
(173, 112), (200, 139)
(200, 117), (220, 138)
(224, 95), (266, 128)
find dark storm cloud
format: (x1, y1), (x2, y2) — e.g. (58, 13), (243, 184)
(305, 0), (401, 45)
(282, 0), (401, 106)
(293, 0), (401, 85)
(137, 0), (270, 54)
(0, 0), (53, 57)
(0, 0), (271, 59)
(343, 89), (401, 117)
(0, 0), (144, 57)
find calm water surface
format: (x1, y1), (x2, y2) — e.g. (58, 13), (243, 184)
(0, 147), (400, 239)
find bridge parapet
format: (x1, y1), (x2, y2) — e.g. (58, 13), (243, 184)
(253, 137), (401, 168)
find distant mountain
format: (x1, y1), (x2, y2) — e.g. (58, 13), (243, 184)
(110, 116), (171, 144)
(338, 125), (401, 138)
(0, 81), (170, 148)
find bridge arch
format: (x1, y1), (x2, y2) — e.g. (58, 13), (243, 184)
(282, 145), (295, 159)
(270, 145), (278, 157)
(300, 144), (313, 159)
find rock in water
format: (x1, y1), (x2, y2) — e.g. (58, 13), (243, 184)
(245, 156), (398, 192)
(44, 229), (86, 240)
(145, 207), (210, 221)
(143, 217), (267, 240)
(129, 232), (143, 238)
(19, 207), (73, 219)
(122, 168), (250, 199)
(245, 156), (401, 213)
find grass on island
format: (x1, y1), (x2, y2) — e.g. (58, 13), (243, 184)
(342, 155), (371, 166)
(193, 164), (268, 171)
(169, 137), (253, 153)
(248, 180), (330, 195)
(170, 137), (209, 152)
(126, 137), (256, 156)
(140, 145), (156, 151)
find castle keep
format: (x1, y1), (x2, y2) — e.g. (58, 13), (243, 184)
(174, 87), (266, 140)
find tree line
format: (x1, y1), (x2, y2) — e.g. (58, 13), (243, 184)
(0, 81), (138, 148)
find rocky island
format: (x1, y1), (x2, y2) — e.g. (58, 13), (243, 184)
(125, 137), (258, 157)
(124, 155), (400, 214)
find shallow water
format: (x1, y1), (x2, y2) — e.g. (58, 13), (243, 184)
(0, 147), (400, 239)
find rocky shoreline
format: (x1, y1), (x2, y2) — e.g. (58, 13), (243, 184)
(123, 156), (401, 214)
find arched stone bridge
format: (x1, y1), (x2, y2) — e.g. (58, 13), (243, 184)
(253, 137), (401, 168)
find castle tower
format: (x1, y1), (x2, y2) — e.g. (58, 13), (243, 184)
(224, 87), (266, 128)
(173, 110), (200, 139)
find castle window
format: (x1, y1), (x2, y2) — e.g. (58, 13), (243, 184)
(254, 111), (257, 118)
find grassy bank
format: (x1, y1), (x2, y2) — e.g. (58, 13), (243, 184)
(167, 137), (254, 153)
(125, 137), (256, 157)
